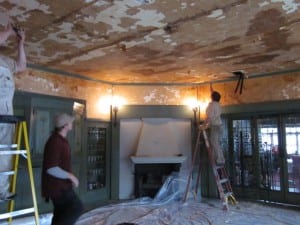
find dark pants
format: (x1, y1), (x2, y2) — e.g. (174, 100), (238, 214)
(51, 189), (83, 225)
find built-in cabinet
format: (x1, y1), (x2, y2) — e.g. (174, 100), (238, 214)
(84, 120), (110, 201)
(86, 126), (107, 191)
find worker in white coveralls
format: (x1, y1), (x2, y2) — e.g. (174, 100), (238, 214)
(0, 23), (26, 201)
(205, 85), (225, 166)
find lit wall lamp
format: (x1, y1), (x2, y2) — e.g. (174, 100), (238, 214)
(184, 97), (200, 126)
(112, 105), (118, 127)
(111, 95), (126, 127)
(192, 106), (199, 126)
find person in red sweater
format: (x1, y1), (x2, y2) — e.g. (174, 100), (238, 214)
(42, 113), (83, 225)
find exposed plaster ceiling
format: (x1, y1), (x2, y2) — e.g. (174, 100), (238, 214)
(1, 0), (300, 85)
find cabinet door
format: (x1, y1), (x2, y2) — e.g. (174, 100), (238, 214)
(30, 97), (75, 159)
(85, 121), (110, 198)
(232, 119), (254, 187)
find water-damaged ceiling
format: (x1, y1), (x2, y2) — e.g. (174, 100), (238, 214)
(1, 0), (300, 84)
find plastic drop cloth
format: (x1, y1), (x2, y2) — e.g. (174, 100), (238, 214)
(75, 173), (300, 225)
(2, 173), (300, 225)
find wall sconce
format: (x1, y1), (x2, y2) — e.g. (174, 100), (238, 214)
(112, 105), (118, 127)
(111, 95), (126, 127)
(192, 106), (199, 126)
(184, 97), (200, 126)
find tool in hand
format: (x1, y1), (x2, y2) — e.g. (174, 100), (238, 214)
(11, 24), (22, 39)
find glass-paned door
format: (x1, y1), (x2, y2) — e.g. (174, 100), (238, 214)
(232, 119), (254, 187)
(257, 117), (281, 191)
(86, 126), (107, 191)
(283, 115), (300, 193)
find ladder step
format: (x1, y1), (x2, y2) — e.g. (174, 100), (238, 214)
(0, 170), (15, 176)
(219, 178), (229, 184)
(224, 192), (234, 198)
(0, 115), (23, 123)
(0, 150), (27, 155)
(215, 165), (224, 170)
(0, 207), (35, 220)
(0, 144), (18, 149)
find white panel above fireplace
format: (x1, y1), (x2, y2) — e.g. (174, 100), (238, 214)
(135, 118), (183, 157)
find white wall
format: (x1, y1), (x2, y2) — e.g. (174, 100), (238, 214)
(119, 118), (192, 199)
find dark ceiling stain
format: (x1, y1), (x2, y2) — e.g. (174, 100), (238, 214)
(223, 36), (240, 42)
(236, 54), (279, 64)
(119, 17), (138, 28)
(128, 46), (161, 58)
(203, 45), (241, 58)
(166, 51), (184, 58)
(132, 66), (186, 76)
(163, 24), (178, 34)
(247, 9), (286, 35)
(147, 59), (176, 67)
(176, 43), (199, 52)
(170, 43), (205, 58)
(288, 18), (300, 26)
(246, 8), (291, 51)
(283, 75), (297, 82)
(263, 30), (291, 51)
(73, 22), (108, 38)
(131, 68), (155, 76)
(126, 7), (140, 16)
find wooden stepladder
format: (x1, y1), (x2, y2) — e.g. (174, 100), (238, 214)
(183, 124), (237, 210)
(0, 115), (40, 225)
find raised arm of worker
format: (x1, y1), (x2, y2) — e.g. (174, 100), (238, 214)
(15, 26), (26, 72)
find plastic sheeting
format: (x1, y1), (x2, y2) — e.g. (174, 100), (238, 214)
(76, 174), (300, 225)
(2, 174), (300, 225)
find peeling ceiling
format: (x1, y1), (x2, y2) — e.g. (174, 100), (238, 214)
(1, 0), (300, 84)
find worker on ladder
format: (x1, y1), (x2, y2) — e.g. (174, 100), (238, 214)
(0, 22), (27, 201)
(204, 84), (225, 166)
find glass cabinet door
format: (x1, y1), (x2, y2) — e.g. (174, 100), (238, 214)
(86, 126), (106, 191)
(232, 119), (254, 187)
(257, 117), (280, 191)
(283, 115), (300, 193)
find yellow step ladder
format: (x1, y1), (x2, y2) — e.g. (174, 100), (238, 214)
(183, 124), (237, 210)
(0, 115), (40, 225)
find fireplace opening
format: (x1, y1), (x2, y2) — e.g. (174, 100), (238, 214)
(134, 163), (181, 198)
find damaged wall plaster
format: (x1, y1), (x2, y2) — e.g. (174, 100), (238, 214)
(14, 69), (300, 120)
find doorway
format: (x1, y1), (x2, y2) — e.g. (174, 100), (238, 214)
(283, 115), (300, 195)
(228, 115), (300, 204)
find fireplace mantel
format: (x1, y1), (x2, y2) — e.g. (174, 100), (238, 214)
(130, 156), (187, 164)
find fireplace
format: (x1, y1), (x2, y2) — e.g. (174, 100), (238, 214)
(131, 155), (186, 198)
(133, 163), (181, 198)
(130, 118), (188, 198)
